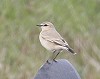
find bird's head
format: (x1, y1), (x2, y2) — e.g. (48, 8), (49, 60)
(37, 22), (55, 30)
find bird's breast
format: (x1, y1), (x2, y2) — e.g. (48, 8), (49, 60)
(39, 35), (55, 51)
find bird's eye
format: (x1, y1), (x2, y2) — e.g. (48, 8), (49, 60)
(44, 24), (48, 26)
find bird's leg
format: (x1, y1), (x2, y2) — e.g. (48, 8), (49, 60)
(46, 50), (60, 63)
(46, 50), (56, 64)
(53, 52), (60, 62)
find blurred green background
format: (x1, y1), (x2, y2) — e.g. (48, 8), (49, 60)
(0, 0), (100, 79)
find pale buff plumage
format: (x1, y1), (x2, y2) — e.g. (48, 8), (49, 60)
(37, 22), (76, 62)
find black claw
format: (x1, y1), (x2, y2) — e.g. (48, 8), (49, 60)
(53, 59), (57, 62)
(46, 60), (51, 64)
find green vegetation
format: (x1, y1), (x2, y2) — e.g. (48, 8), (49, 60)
(0, 0), (100, 79)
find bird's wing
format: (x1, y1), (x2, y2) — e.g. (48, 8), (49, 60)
(41, 29), (68, 46)
(52, 39), (69, 46)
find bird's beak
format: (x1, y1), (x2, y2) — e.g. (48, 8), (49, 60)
(36, 24), (43, 27)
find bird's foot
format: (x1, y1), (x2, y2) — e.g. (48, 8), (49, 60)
(53, 59), (57, 62)
(46, 59), (57, 64)
(46, 60), (51, 64)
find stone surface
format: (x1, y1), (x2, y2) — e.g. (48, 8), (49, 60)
(34, 59), (81, 79)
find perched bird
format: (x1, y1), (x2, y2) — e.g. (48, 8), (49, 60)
(37, 22), (76, 63)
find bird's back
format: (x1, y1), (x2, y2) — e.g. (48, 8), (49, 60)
(40, 28), (62, 40)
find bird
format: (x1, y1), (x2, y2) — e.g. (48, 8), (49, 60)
(37, 22), (76, 63)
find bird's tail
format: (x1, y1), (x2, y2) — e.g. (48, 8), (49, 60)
(68, 48), (76, 55)
(65, 45), (77, 55)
